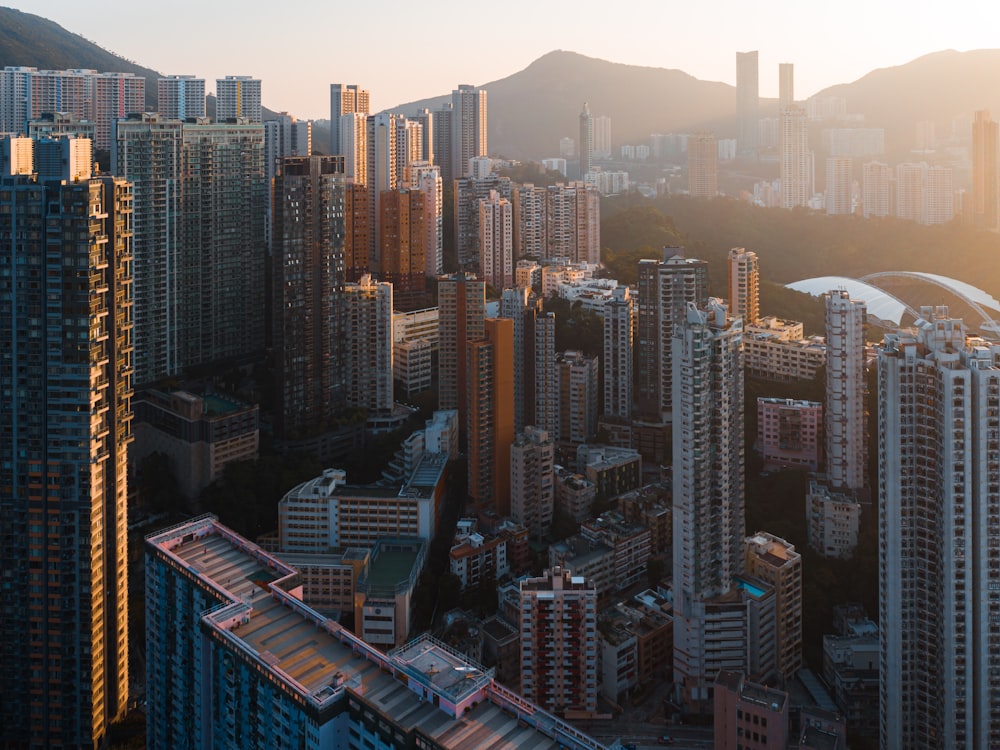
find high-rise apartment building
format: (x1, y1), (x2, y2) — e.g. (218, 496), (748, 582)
(0, 142), (132, 748)
(636, 247), (709, 421)
(926, 164), (955, 225)
(781, 105), (812, 208)
(500, 288), (557, 436)
(263, 112), (311, 182)
(157, 75), (206, 119)
(437, 273), (486, 438)
(329, 83), (370, 156)
(112, 113), (184, 384)
(896, 161), (927, 223)
(344, 181), (370, 282)
(688, 131), (718, 197)
(91, 72), (145, 150)
(672, 299), (745, 713)
(727, 247), (760, 326)
(826, 156), (853, 215)
(0, 65), (36, 134)
(432, 101), (455, 183)
(451, 84), (487, 179)
(736, 51), (759, 156)
(879, 309), (1000, 749)
(603, 286), (634, 419)
(339, 111), (368, 185)
(455, 173), (512, 271)
(579, 102), (594, 177)
(972, 109), (999, 230)
(366, 112), (401, 270)
(519, 567), (598, 716)
(380, 186), (426, 296)
(512, 181), (600, 264)
(215, 75), (261, 122)
(557, 350), (599, 446)
(863, 160), (892, 218)
(825, 289), (867, 491)
(271, 156), (347, 439)
(479, 189), (514, 289)
(405, 161), (443, 276)
(410, 108), (434, 163)
(510, 426), (555, 539)
(344, 275), (393, 414)
(468, 318), (515, 514)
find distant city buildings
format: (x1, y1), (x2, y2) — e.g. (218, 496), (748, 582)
(579, 102), (594, 177)
(687, 131), (718, 197)
(972, 109), (998, 230)
(215, 75), (261, 122)
(157, 74), (205, 119)
(736, 51), (759, 157)
(329, 83), (370, 156)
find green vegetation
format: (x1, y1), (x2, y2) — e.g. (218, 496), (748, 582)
(543, 296), (604, 358)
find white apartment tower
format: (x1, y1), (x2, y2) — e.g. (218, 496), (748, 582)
(340, 112), (368, 185)
(594, 115), (612, 159)
(157, 75), (206, 120)
(879, 309), (1000, 749)
(826, 156), (853, 215)
(329, 83), (370, 156)
(672, 298), (745, 712)
(603, 286), (634, 419)
(479, 189), (514, 289)
(344, 275), (394, 414)
(452, 84), (487, 179)
(519, 567), (598, 715)
(780, 105), (812, 208)
(215, 76), (261, 122)
(825, 289), (867, 491)
(510, 426), (555, 539)
(405, 161), (443, 276)
(727, 247), (759, 326)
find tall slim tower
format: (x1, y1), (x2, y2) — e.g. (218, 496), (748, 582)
(863, 161), (892, 218)
(879, 309), (1000, 749)
(405, 161), (443, 276)
(510, 427), (555, 539)
(972, 110), (999, 230)
(778, 63), (794, 110)
(479, 189), (513, 289)
(451, 84), (487, 179)
(603, 286), (634, 419)
(672, 298), (745, 714)
(636, 247), (709, 421)
(727, 247), (759, 325)
(824, 289), (866, 490)
(329, 83), (370, 156)
(688, 131), (718, 197)
(825, 156), (853, 215)
(780, 105), (812, 208)
(379, 186), (426, 297)
(0, 141), (133, 748)
(215, 76), (262, 122)
(343, 275), (393, 415)
(736, 51), (759, 157)
(271, 156), (347, 439)
(579, 102), (594, 177)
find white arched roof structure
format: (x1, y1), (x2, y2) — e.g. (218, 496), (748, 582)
(785, 276), (916, 325)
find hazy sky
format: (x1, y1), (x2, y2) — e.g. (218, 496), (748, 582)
(7, 0), (999, 119)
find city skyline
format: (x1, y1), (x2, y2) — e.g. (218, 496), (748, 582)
(3, 0), (997, 119)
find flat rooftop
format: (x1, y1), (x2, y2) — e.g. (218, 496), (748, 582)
(364, 545), (422, 592)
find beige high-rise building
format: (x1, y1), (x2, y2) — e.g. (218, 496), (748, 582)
(380, 187), (426, 298)
(603, 286), (634, 419)
(215, 75), (261, 122)
(778, 63), (794, 110)
(727, 247), (759, 325)
(438, 273), (486, 441)
(863, 160), (892, 218)
(157, 75), (206, 119)
(688, 131), (718, 197)
(736, 51), (759, 156)
(451, 84), (487, 179)
(404, 161), (443, 277)
(344, 275), (394, 414)
(479, 189), (514, 290)
(744, 533), (803, 680)
(329, 83), (370, 156)
(468, 318), (515, 514)
(780, 105), (812, 208)
(972, 110), (999, 230)
(826, 156), (853, 215)
(340, 112), (368, 185)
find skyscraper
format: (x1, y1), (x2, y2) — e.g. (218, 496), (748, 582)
(479, 189), (513, 289)
(672, 299), (745, 713)
(603, 286), (634, 419)
(972, 110), (999, 230)
(744, 533), (803, 680)
(879, 308), (1000, 748)
(862, 161), (892, 218)
(438, 273), (486, 439)
(593, 114), (612, 159)
(157, 75), (206, 119)
(404, 161), (443, 277)
(895, 161), (927, 223)
(736, 51), (759, 157)
(271, 156), (347, 439)
(557, 350), (599, 446)
(636, 247), (709, 421)
(500, 288), (556, 436)
(91, 72), (145, 150)
(329, 83), (370, 156)
(687, 131), (718, 197)
(519, 567), (598, 715)
(579, 102), (594, 177)
(215, 75), (262, 122)
(0, 140), (132, 747)
(379, 186), (426, 297)
(780, 105), (812, 208)
(340, 111), (368, 185)
(778, 63), (794, 110)
(824, 289), (867, 491)
(451, 84), (487, 179)
(366, 112), (400, 270)
(343, 274), (393, 415)
(467, 318), (514, 514)
(455, 173), (512, 271)
(727, 247), (759, 326)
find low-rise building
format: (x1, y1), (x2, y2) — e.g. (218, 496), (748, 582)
(355, 538), (427, 648)
(132, 389), (259, 499)
(744, 317), (826, 383)
(481, 614), (520, 689)
(806, 479), (862, 559)
(581, 511), (652, 591)
(555, 466), (597, 522)
(449, 520), (529, 590)
(577, 444), (642, 502)
(616, 484), (672, 554)
(757, 398), (823, 472)
(714, 670), (789, 750)
(549, 536), (615, 606)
